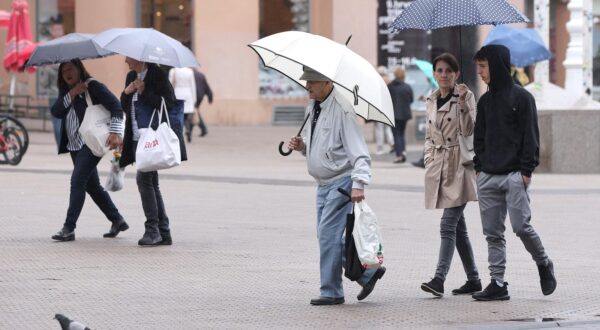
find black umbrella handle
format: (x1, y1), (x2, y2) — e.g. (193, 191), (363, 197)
(278, 113), (311, 157)
(336, 188), (353, 211)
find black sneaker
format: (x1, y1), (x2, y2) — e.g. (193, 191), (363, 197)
(472, 280), (510, 301)
(538, 259), (557, 296)
(452, 279), (482, 295)
(421, 277), (444, 297)
(51, 227), (75, 242)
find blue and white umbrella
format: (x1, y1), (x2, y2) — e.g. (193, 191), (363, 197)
(390, 0), (528, 31)
(483, 25), (553, 68)
(390, 0), (529, 79)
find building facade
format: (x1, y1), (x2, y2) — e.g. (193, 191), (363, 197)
(0, 0), (597, 125)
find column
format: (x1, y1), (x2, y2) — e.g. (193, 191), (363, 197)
(563, 0), (584, 96)
(534, 0), (550, 84)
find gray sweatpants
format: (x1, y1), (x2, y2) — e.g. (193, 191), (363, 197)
(477, 171), (549, 283)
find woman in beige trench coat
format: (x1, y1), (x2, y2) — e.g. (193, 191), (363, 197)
(420, 53), (482, 297)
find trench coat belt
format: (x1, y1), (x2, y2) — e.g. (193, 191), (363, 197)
(434, 141), (459, 150)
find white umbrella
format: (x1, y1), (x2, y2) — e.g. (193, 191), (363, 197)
(249, 31), (394, 126)
(92, 28), (198, 67)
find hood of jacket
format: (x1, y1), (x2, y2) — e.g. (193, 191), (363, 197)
(478, 44), (513, 91)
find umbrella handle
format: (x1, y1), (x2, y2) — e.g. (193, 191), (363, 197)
(353, 85), (359, 105)
(336, 188), (352, 210)
(278, 113), (311, 157)
(278, 141), (293, 156)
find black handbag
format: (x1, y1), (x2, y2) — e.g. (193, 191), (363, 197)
(337, 188), (365, 281)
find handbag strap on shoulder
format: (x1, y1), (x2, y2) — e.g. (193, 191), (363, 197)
(84, 78), (96, 106)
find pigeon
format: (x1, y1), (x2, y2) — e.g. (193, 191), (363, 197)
(54, 313), (90, 330)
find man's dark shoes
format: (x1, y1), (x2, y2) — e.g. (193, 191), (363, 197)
(310, 297), (344, 306)
(52, 227), (75, 242)
(421, 277), (444, 297)
(472, 280), (510, 301)
(452, 279), (482, 295)
(103, 220), (129, 238)
(357, 267), (386, 301)
(538, 259), (557, 295)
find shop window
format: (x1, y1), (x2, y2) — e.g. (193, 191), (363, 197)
(36, 0), (75, 97)
(592, 0), (600, 100)
(141, 0), (192, 49)
(258, 0), (309, 98)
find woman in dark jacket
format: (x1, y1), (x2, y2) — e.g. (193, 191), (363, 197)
(50, 59), (128, 241)
(119, 58), (186, 246)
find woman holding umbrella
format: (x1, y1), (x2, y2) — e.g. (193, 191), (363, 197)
(119, 57), (186, 246)
(50, 59), (128, 241)
(420, 53), (481, 297)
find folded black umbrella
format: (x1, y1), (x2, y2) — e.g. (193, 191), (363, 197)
(337, 188), (365, 281)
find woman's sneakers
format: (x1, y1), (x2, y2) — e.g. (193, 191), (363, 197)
(538, 259), (557, 295)
(421, 277), (444, 297)
(51, 227), (75, 242)
(452, 279), (482, 295)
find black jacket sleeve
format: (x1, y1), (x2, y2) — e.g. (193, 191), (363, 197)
(473, 96), (486, 172)
(50, 87), (73, 119)
(517, 91), (540, 177)
(88, 80), (123, 120)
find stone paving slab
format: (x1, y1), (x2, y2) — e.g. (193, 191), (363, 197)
(0, 127), (599, 329)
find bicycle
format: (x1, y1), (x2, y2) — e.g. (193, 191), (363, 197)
(0, 114), (29, 165)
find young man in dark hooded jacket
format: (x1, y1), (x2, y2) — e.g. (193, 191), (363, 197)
(471, 44), (556, 301)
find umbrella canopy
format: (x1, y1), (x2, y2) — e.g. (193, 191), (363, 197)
(25, 33), (115, 67)
(92, 28), (198, 68)
(390, 0), (529, 31)
(249, 31), (394, 126)
(483, 25), (553, 68)
(3, 0), (35, 72)
(413, 59), (438, 88)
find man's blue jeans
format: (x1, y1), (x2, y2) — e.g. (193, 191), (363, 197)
(316, 176), (376, 298)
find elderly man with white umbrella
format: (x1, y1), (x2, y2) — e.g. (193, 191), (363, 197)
(250, 31), (393, 305)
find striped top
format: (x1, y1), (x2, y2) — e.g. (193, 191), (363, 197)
(130, 68), (148, 141)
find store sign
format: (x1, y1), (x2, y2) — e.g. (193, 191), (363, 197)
(377, 0), (430, 67)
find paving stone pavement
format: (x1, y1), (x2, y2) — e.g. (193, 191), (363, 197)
(1, 126), (600, 329)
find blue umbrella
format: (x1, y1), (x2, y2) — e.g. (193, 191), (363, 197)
(390, 0), (529, 78)
(92, 28), (198, 67)
(483, 25), (553, 67)
(25, 33), (114, 67)
(414, 59), (439, 88)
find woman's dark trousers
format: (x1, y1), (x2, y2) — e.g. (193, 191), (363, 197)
(434, 204), (479, 281)
(63, 145), (123, 231)
(136, 170), (170, 241)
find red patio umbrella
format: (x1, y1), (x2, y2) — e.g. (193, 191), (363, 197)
(0, 10), (10, 28)
(3, 0), (34, 72)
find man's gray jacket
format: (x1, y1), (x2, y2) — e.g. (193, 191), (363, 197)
(300, 87), (371, 189)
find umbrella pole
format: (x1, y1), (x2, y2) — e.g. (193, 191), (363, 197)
(278, 112), (310, 156)
(459, 25), (463, 83)
(8, 74), (16, 111)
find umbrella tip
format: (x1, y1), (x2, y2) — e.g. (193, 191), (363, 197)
(345, 34), (352, 46)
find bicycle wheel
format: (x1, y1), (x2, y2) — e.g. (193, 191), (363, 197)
(0, 115), (29, 155)
(2, 127), (23, 165)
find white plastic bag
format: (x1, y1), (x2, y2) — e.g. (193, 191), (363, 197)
(135, 100), (181, 172)
(105, 149), (125, 192)
(352, 200), (384, 268)
(79, 90), (111, 157)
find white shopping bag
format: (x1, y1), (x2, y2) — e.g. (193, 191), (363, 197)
(79, 90), (111, 157)
(135, 100), (181, 172)
(352, 200), (384, 268)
